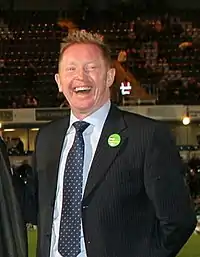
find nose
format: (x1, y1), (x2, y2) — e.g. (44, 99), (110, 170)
(77, 67), (88, 79)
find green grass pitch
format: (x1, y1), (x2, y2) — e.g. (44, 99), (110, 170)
(28, 230), (200, 257)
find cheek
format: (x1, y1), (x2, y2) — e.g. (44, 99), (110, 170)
(60, 76), (72, 89)
(90, 72), (105, 85)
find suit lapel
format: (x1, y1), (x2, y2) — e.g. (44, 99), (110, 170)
(83, 105), (128, 200)
(47, 117), (70, 205)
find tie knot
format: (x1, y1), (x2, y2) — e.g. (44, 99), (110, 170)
(73, 121), (90, 133)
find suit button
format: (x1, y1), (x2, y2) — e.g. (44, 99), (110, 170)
(87, 241), (91, 244)
(82, 205), (88, 209)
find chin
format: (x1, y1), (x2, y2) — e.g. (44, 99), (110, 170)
(74, 101), (95, 112)
(71, 105), (92, 115)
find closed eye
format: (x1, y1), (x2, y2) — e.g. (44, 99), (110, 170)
(66, 66), (76, 72)
(86, 65), (98, 71)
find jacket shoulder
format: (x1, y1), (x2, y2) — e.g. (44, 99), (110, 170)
(119, 108), (172, 135)
(120, 108), (159, 126)
(36, 116), (69, 143)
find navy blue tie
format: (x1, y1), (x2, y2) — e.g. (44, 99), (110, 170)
(58, 121), (89, 257)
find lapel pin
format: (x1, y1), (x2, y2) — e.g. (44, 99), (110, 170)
(108, 134), (121, 147)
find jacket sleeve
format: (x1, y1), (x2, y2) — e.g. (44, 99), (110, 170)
(144, 123), (197, 257)
(0, 148), (28, 257)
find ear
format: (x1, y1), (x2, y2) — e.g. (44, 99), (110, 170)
(106, 68), (116, 88)
(55, 73), (62, 92)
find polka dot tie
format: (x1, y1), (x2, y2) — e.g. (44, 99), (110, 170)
(58, 121), (89, 257)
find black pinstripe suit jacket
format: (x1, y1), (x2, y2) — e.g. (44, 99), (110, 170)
(34, 104), (196, 257)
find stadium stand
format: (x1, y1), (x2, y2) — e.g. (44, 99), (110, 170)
(0, 10), (200, 107)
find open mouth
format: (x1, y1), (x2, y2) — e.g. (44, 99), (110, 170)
(74, 86), (92, 93)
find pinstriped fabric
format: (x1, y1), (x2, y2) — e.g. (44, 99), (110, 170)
(36, 106), (196, 257)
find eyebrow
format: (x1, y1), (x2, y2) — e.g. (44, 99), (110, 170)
(65, 61), (76, 65)
(65, 60), (99, 65)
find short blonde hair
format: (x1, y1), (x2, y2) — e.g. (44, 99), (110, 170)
(59, 30), (112, 67)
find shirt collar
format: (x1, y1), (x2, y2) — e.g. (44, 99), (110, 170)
(68, 101), (111, 133)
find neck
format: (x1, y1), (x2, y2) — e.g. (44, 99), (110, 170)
(71, 100), (110, 120)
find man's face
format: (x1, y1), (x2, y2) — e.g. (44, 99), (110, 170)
(55, 43), (115, 118)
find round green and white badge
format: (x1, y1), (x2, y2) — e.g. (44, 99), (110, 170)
(108, 134), (121, 147)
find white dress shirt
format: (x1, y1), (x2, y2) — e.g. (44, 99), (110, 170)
(50, 101), (111, 257)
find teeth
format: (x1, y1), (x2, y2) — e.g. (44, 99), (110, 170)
(74, 87), (91, 92)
